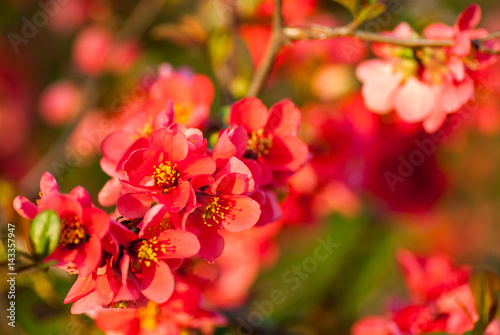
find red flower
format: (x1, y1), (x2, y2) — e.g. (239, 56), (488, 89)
(228, 97), (309, 176)
(13, 173), (110, 277)
(185, 158), (261, 263)
(118, 125), (215, 217)
(117, 205), (200, 303)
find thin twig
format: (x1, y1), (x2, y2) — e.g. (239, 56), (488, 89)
(284, 25), (455, 47)
(247, 14), (500, 97)
(284, 24), (500, 54)
(247, 0), (289, 97)
(118, 0), (166, 39)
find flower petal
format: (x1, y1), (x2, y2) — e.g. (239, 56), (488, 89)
(150, 127), (188, 162)
(394, 77), (435, 123)
(141, 261), (174, 303)
(440, 76), (474, 113)
(64, 274), (96, 304)
(154, 179), (190, 212)
(264, 135), (309, 171)
(222, 195), (260, 232)
(423, 23), (455, 40)
(178, 155), (216, 179)
(71, 291), (101, 314)
(229, 97), (269, 132)
(265, 99), (301, 136)
(117, 193), (154, 218)
(197, 225), (225, 263)
(13, 196), (37, 219)
(157, 229), (200, 259)
(98, 177), (122, 207)
(40, 172), (59, 195)
(83, 207), (110, 239)
(455, 4), (481, 31)
(122, 149), (159, 185)
(74, 235), (102, 277)
(356, 60), (403, 113)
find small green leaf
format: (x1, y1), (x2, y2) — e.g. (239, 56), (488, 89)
(356, 3), (386, 24)
(330, 0), (359, 15)
(469, 268), (500, 334)
(29, 210), (61, 259)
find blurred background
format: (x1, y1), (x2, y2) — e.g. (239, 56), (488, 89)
(1, 0), (500, 334)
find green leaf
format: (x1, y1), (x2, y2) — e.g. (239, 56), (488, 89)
(29, 210), (61, 259)
(356, 3), (386, 24)
(469, 268), (500, 334)
(330, 0), (359, 15)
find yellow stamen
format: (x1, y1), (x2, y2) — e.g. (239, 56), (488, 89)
(201, 197), (229, 227)
(152, 161), (180, 193)
(246, 128), (273, 157)
(59, 215), (86, 247)
(136, 237), (176, 266)
(130, 119), (154, 141)
(110, 301), (129, 309)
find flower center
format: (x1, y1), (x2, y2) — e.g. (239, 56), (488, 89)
(246, 128), (273, 158)
(137, 301), (161, 331)
(59, 215), (86, 247)
(136, 238), (159, 267)
(110, 301), (129, 309)
(152, 161), (180, 193)
(134, 237), (176, 267)
(173, 101), (193, 125)
(130, 120), (154, 141)
(201, 197), (229, 227)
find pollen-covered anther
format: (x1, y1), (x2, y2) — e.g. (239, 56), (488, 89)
(109, 301), (129, 309)
(201, 197), (229, 227)
(59, 215), (86, 247)
(137, 238), (159, 267)
(137, 301), (161, 331)
(152, 161), (180, 193)
(247, 128), (273, 157)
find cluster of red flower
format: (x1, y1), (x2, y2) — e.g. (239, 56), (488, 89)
(13, 66), (308, 334)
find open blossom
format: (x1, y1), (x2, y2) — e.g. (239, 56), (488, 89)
(356, 4), (497, 133)
(227, 97), (309, 179)
(184, 157), (261, 263)
(13, 172), (110, 277)
(113, 205), (200, 304)
(118, 124), (215, 217)
(352, 250), (500, 335)
(64, 205), (200, 313)
(98, 64), (214, 208)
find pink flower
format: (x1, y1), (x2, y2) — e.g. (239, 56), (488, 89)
(356, 5), (496, 133)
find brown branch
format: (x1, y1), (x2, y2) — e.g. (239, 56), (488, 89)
(246, 0), (289, 97)
(284, 25), (455, 47)
(246, 15), (500, 97)
(284, 24), (500, 54)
